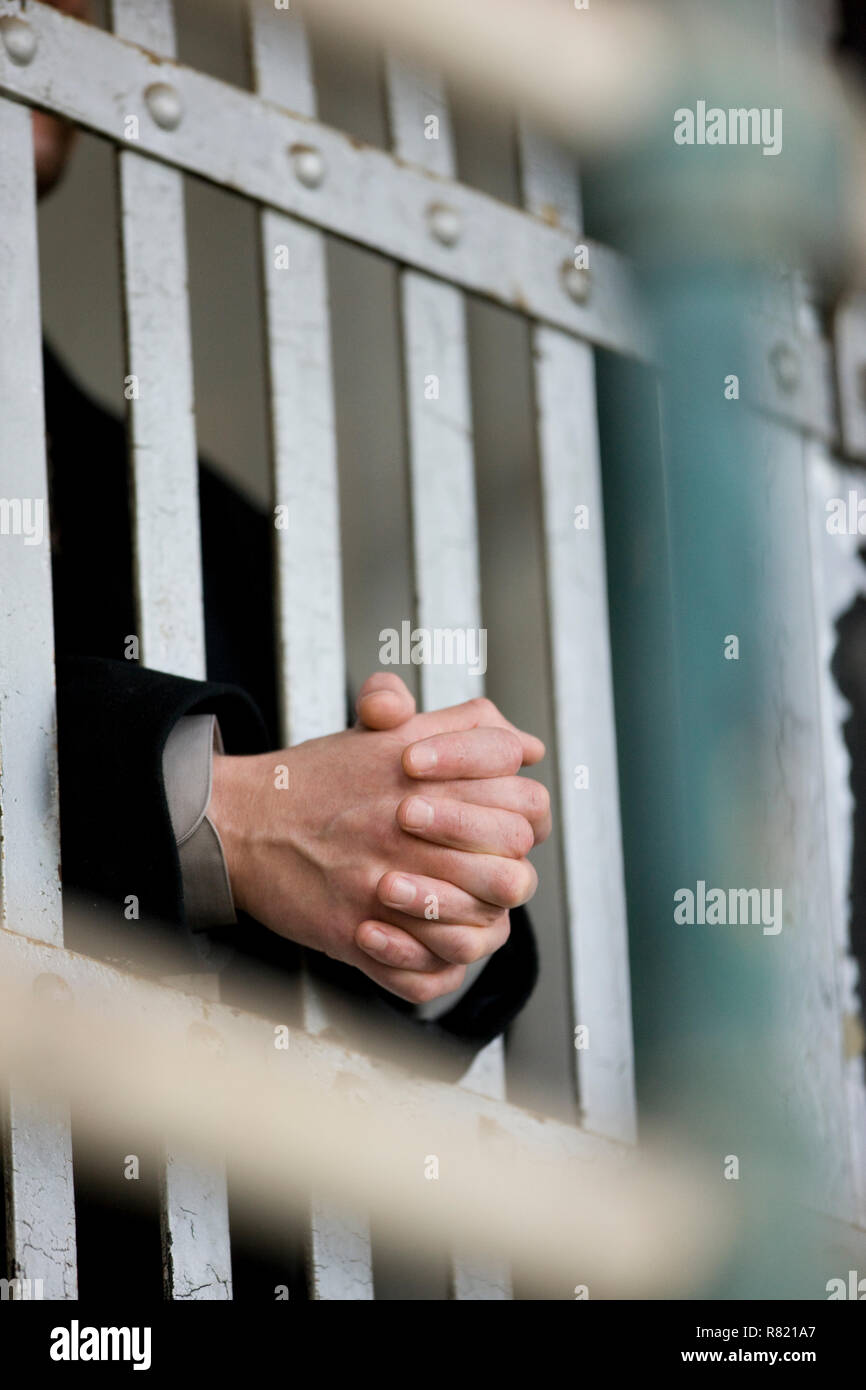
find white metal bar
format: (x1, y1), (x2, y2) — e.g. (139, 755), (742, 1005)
(0, 1), (644, 358)
(110, 0), (231, 1300)
(833, 292), (866, 461)
(805, 445), (866, 1228)
(250, 4), (371, 1301)
(110, 0), (205, 680)
(517, 124), (637, 1144)
(0, 94), (77, 1299)
(385, 55), (510, 1299)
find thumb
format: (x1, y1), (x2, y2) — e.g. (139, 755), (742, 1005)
(355, 672), (417, 730)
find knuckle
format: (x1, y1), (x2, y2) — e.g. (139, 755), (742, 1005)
(396, 975), (430, 1004)
(449, 930), (486, 965)
(478, 899), (504, 926)
(498, 729), (523, 768)
(469, 696), (499, 723)
(521, 862), (539, 903)
(405, 971), (448, 1004)
(387, 939), (416, 969)
(495, 860), (535, 907)
(525, 779), (551, 819)
(511, 816), (535, 858)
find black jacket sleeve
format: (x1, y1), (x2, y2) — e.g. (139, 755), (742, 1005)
(56, 653), (268, 972)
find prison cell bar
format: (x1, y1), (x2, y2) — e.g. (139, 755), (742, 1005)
(384, 52), (511, 1299)
(110, 0), (233, 1302)
(250, 4), (373, 1301)
(516, 124), (637, 1144)
(0, 92), (77, 1301)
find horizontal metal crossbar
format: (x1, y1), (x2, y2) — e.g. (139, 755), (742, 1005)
(0, 0), (644, 358)
(1, 926), (626, 1168)
(4, 925), (703, 1298)
(0, 2), (837, 443)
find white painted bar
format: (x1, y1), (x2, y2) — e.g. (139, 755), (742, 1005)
(385, 55), (510, 1299)
(110, 0), (205, 681)
(251, 4), (371, 1301)
(833, 292), (866, 462)
(805, 444), (866, 1228)
(0, 94), (77, 1299)
(110, 0), (231, 1300)
(517, 124), (637, 1144)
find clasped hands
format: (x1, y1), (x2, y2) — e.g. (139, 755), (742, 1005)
(208, 673), (550, 1005)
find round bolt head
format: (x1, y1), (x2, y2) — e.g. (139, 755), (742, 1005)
(769, 342), (799, 395)
(0, 15), (37, 65)
(291, 144), (326, 189)
(561, 259), (591, 305)
(145, 82), (184, 131)
(428, 202), (461, 247)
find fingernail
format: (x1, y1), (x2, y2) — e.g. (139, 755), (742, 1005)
(385, 875), (416, 906)
(364, 926), (388, 951)
(408, 744), (437, 773)
(403, 797), (434, 829)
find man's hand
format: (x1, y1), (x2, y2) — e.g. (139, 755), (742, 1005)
(208, 674), (549, 1004)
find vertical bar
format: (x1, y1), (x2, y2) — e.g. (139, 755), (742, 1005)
(0, 94), (77, 1298)
(833, 292), (866, 462)
(517, 124), (637, 1144)
(805, 444), (866, 1228)
(250, 4), (372, 1301)
(385, 55), (510, 1299)
(110, 0), (231, 1299)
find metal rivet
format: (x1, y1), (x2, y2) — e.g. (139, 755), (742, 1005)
(769, 342), (799, 395)
(291, 144), (325, 189)
(145, 82), (183, 131)
(0, 15), (38, 65)
(561, 260), (590, 305)
(428, 202), (461, 247)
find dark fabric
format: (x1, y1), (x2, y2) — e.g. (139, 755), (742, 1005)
(44, 343), (538, 1054)
(831, 589), (866, 1024)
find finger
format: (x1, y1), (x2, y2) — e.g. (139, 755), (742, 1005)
(405, 916), (511, 966)
(361, 961), (467, 1006)
(397, 794), (533, 858)
(408, 844), (538, 910)
(355, 919), (447, 972)
(403, 726), (525, 781)
(410, 696), (544, 765)
(376, 870), (503, 927)
(355, 672), (416, 730)
(428, 776), (552, 845)
(361, 957), (467, 1006)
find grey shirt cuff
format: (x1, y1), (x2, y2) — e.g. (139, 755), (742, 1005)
(162, 713), (237, 931)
